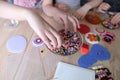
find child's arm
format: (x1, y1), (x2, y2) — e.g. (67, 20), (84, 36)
(76, 0), (103, 19)
(0, 1), (62, 49)
(42, 0), (79, 32)
(85, 0), (103, 9)
(0, 1), (29, 20)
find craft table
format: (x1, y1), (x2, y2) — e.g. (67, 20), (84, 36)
(0, 12), (120, 80)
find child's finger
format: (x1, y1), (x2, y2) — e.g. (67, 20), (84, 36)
(76, 13), (82, 20)
(55, 17), (63, 25)
(104, 5), (110, 11)
(68, 16), (77, 32)
(50, 28), (62, 48)
(75, 13), (80, 19)
(41, 34), (53, 49)
(112, 15), (120, 24)
(45, 31), (57, 48)
(115, 19), (120, 24)
(105, 3), (111, 9)
(79, 14), (84, 20)
(111, 14), (119, 24)
(61, 16), (69, 32)
(73, 16), (80, 28)
(80, 15), (85, 20)
(99, 8), (106, 13)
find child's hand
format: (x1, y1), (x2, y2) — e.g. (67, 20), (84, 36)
(111, 13), (120, 24)
(75, 4), (91, 20)
(26, 11), (62, 49)
(0, 1), (62, 49)
(43, 6), (79, 32)
(97, 2), (111, 13)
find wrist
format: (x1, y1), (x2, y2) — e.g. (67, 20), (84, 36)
(24, 9), (45, 30)
(43, 5), (57, 17)
(83, 4), (92, 11)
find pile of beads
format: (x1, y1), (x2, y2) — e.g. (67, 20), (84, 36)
(50, 29), (82, 56)
(101, 19), (119, 29)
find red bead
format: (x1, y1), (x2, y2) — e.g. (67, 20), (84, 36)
(80, 43), (89, 55)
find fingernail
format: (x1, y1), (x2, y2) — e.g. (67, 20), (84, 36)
(50, 47), (54, 50)
(78, 26), (80, 28)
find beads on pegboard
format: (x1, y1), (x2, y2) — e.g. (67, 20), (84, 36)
(92, 66), (113, 80)
(85, 32), (100, 44)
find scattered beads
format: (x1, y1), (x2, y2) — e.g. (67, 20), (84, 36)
(50, 29), (82, 56)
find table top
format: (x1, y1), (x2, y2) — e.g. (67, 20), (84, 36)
(0, 12), (120, 80)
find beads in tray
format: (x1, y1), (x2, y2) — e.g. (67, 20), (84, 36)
(50, 29), (82, 56)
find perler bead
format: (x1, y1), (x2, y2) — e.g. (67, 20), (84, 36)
(50, 29), (82, 56)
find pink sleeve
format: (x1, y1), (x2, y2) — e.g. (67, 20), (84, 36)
(14, 0), (37, 8)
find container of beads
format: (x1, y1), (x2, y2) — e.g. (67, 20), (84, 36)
(101, 19), (119, 30)
(50, 29), (82, 56)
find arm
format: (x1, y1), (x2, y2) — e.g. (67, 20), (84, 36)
(42, 0), (79, 32)
(75, 0), (103, 19)
(0, 1), (29, 20)
(0, 1), (62, 49)
(42, 0), (59, 17)
(84, 0), (103, 10)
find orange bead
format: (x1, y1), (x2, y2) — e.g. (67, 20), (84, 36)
(80, 43), (89, 55)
